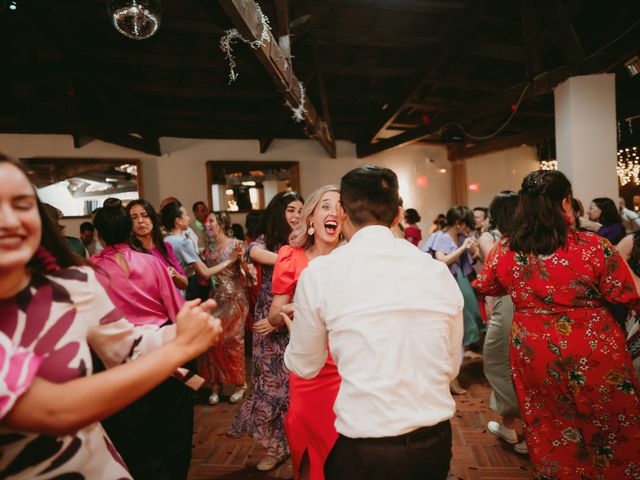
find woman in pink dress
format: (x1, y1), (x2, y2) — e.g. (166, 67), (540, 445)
(127, 198), (188, 291)
(92, 200), (206, 479)
(199, 211), (251, 405)
(0, 154), (220, 479)
(266, 185), (343, 480)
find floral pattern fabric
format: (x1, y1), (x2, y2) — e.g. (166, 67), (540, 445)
(0, 267), (132, 479)
(228, 235), (290, 460)
(474, 232), (640, 480)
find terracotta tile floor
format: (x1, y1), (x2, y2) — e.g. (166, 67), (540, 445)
(189, 360), (531, 479)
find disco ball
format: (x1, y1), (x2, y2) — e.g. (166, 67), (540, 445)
(106, 0), (162, 40)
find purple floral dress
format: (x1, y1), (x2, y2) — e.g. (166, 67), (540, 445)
(228, 235), (290, 460)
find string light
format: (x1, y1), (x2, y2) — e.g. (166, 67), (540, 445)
(617, 146), (640, 185)
(540, 160), (558, 170)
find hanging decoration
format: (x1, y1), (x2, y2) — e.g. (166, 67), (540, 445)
(617, 146), (640, 186)
(106, 0), (162, 40)
(219, 1), (270, 83)
(286, 82), (307, 123)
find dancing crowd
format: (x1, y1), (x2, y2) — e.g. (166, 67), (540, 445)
(0, 151), (639, 480)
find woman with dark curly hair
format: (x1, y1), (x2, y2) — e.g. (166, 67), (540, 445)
(474, 170), (640, 480)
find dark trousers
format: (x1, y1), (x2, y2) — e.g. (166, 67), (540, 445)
(102, 377), (195, 480)
(324, 420), (452, 480)
(186, 275), (210, 302)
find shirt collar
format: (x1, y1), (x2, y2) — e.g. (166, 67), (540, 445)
(348, 224), (394, 243)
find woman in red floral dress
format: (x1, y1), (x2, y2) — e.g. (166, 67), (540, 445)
(474, 170), (640, 480)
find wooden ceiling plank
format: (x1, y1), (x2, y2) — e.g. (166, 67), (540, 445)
(217, 0), (336, 157)
(315, 29), (442, 49)
(325, 0), (468, 15)
(540, 0), (585, 64)
(362, 1), (486, 143)
(357, 30), (640, 158)
(521, 0), (543, 78)
(448, 125), (554, 160)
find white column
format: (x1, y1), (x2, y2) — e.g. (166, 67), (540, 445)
(554, 74), (618, 205)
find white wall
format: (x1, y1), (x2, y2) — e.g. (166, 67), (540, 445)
(464, 145), (540, 208)
(0, 134), (451, 239)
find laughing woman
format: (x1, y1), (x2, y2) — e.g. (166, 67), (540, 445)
(0, 154), (221, 479)
(267, 185), (343, 480)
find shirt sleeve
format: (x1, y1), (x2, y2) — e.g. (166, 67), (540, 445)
(472, 239), (507, 297)
(431, 232), (454, 254)
(595, 236), (640, 307)
(165, 242), (185, 276)
(0, 333), (42, 420)
(272, 245), (298, 296)
(180, 236), (201, 265)
(284, 268), (328, 379)
(150, 256), (185, 321)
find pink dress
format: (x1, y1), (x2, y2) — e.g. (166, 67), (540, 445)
(273, 246), (340, 480)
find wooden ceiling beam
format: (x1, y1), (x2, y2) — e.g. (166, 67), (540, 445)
(356, 30), (640, 158)
(321, 64), (420, 78)
(521, 0), (543, 78)
(540, 0), (585, 64)
(217, 0), (336, 157)
(448, 125), (554, 160)
(466, 42), (526, 63)
(324, 0), (468, 15)
(315, 29), (442, 49)
(360, 1), (487, 144)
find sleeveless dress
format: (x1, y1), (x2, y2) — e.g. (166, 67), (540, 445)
(474, 232), (640, 480)
(273, 246), (340, 480)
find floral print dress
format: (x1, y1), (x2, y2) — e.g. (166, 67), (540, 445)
(0, 267), (136, 479)
(474, 232), (640, 480)
(228, 235), (290, 460)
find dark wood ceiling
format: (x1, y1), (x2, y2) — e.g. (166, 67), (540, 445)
(1, 0), (639, 158)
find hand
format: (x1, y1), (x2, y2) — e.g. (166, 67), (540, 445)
(254, 318), (276, 336)
(167, 266), (177, 278)
(279, 312), (293, 334)
(462, 237), (475, 250)
(174, 299), (222, 357)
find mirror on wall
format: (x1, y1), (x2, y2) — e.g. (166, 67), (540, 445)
(22, 157), (142, 217)
(207, 161), (300, 212)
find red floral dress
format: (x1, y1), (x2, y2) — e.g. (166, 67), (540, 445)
(473, 232), (640, 480)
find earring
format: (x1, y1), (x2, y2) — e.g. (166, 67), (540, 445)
(307, 224), (315, 236)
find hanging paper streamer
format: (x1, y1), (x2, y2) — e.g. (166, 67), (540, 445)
(287, 82), (307, 123)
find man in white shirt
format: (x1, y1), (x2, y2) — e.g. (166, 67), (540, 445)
(284, 165), (464, 480)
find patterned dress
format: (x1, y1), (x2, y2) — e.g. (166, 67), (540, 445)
(198, 238), (249, 386)
(0, 267), (133, 479)
(228, 235), (290, 460)
(474, 232), (640, 480)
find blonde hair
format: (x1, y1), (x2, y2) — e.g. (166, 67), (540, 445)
(290, 184), (340, 249)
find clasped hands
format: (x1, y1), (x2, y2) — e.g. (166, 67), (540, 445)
(254, 303), (294, 336)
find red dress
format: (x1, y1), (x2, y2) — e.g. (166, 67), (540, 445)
(272, 246), (340, 480)
(404, 225), (422, 246)
(474, 232), (640, 480)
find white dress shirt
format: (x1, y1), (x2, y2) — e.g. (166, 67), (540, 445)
(284, 225), (464, 438)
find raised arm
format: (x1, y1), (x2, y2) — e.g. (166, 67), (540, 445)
(2, 299), (221, 437)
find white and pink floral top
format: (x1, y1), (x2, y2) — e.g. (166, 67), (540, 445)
(0, 266), (172, 479)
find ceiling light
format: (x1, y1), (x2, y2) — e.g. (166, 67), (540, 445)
(625, 56), (640, 77)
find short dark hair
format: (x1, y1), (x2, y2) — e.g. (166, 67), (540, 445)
(510, 170), (573, 255)
(446, 205), (475, 230)
(263, 191), (304, 251)
(80, 222), (94, 233)
(231, 223), (245, 241)
(473, 207), (488, 219)
(245, 211), (264, 239)
(340, 165), (400, 227)
(94, 201), (133, 246)
(192, 201), (206, 213)
(592, 197), (622, 226)
(488, 191), (519, 235)
(160, 202), (183, 232)
(404, 208), (421, 224)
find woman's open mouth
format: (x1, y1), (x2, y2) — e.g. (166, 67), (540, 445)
(323, 219), (338, 235)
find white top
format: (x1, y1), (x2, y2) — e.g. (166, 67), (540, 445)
(621, 207), (640, 233)
(284, 225), (464, 438)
